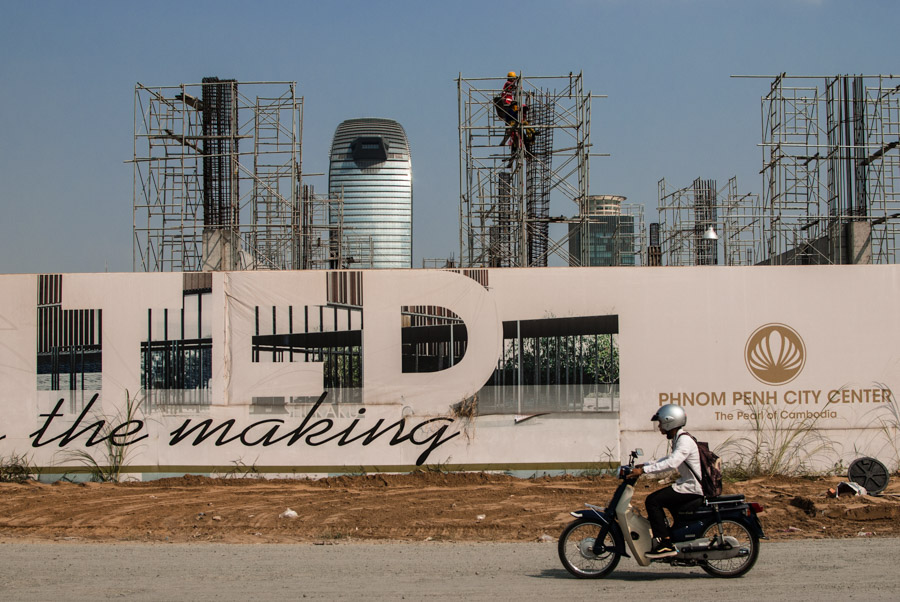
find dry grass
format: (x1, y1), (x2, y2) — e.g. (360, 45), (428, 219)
(64, 390), (146, 482)
(717, 400), (837, 478)
(0, 452), (38, 483)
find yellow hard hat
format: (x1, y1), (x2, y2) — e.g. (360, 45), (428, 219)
(507, 71), (517, 78)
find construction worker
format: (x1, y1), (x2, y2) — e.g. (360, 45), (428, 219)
(502, 72), (518, 108)
(495, 71), (520, 125)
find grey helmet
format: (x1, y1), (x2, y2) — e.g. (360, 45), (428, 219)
(651, 404), (686, 431)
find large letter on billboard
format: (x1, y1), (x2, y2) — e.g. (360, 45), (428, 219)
(362, 271), (501, 414)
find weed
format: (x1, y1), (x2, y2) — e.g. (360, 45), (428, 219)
(824, 459), (847, 477)
(64, 390), (146, 482)
(417, 458), (455, 474)
(577, 446), (618, 477)
(0, 452), (38, 483)
(717, 399), (836, 478)
(224, 457), (263, 479)
(319, 531), (349, 540)
(862, 383), (900, 471)
(450, 394), (477, 442)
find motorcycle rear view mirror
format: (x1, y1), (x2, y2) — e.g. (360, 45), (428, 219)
(634, 449), (643, 457)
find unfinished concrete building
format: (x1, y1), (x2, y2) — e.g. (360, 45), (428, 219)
(657, 74), (900, 267)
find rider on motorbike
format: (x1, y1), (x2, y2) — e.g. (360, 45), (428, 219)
(629, 404), (703, 558)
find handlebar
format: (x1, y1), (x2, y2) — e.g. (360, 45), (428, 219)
(617, 449), (643, 479)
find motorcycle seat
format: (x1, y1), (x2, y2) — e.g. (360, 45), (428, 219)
(707, 494), (745, 504)
(673, 497), (704, 516)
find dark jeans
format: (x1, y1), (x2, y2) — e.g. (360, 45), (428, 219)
(645, 485), (703, 541)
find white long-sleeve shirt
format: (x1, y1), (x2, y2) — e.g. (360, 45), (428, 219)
(642, 428), (703, 496)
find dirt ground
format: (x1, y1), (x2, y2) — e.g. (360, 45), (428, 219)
(1, 472), (899, 544)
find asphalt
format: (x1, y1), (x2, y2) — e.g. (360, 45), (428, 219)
(0, 537), (897, 601)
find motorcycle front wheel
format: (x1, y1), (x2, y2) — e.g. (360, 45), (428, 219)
(700, 519), (760, 578)
(558, 518), (621, 578)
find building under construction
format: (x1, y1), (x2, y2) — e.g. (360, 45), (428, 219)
(658, 74), (900, 267)
(135, 73), (900, 272)
(757, 74), (900, 265)
(656, 177), (761, 266)
(458, 72), (611, 267)
(133, 79), (304, 272)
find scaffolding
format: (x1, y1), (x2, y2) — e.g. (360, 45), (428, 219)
(421, 257), (458, 269)
(133, 80), (303, 272)
(752, 74), (900, 264)
(611, 201), (645, 266)
(457, 72), (596, 267)
(657, 177), (763, 266)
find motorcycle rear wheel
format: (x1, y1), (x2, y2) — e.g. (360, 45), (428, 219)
(558, 518), (621, 579)
(700, 519), (759, 578)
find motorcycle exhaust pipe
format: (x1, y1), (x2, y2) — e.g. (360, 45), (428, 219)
(678, 546), (749, 560)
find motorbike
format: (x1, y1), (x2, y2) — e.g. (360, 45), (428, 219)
(558, 449), (766, 579)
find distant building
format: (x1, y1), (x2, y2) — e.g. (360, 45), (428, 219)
(328, 118), (412, 268)
(569, 195), (636, 266)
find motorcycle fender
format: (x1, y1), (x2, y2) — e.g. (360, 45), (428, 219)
(569, 509), (630, 558)
(744, 513), (768, 540)
(569, 507), (605, 520)
(711, 512), (768, 543)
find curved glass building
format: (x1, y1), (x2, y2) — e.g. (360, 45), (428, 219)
(329, 118), (412, 268)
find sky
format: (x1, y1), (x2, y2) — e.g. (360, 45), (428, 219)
(0, 0), (897, 274)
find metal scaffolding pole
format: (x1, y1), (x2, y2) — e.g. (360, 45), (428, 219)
(457, 72), (599, 267)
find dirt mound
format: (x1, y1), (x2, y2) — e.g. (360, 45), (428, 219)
(1, 472), (898, 544)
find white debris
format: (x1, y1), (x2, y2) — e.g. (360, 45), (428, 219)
(279, 508), (299, 519)
(838, 481), (867, 497)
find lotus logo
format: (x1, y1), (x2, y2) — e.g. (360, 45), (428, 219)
(745, 324), (806, 385)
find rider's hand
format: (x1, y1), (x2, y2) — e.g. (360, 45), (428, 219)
(631, 465), (644, 477)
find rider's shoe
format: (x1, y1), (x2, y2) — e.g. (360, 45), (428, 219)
(645, 542), (677, 559)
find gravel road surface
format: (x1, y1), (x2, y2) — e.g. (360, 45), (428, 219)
(1, 538), (897, 601)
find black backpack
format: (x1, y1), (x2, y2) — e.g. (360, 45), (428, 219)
(678, 432), (723, 498)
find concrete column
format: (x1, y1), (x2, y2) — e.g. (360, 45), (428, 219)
(847, 221), (872, 264)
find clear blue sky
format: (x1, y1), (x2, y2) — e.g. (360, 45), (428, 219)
(1, 0), (896, 273)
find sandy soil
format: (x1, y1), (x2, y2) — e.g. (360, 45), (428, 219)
(1, 472), (898, 544)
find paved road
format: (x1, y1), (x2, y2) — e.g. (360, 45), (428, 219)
(1, 538), (897, 601)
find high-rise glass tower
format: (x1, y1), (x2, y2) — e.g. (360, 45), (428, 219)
(329, 118), (412, 268)
(568, 195), (636, 266)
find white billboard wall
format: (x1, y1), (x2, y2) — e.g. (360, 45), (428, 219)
(1, 267), (897, 479)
